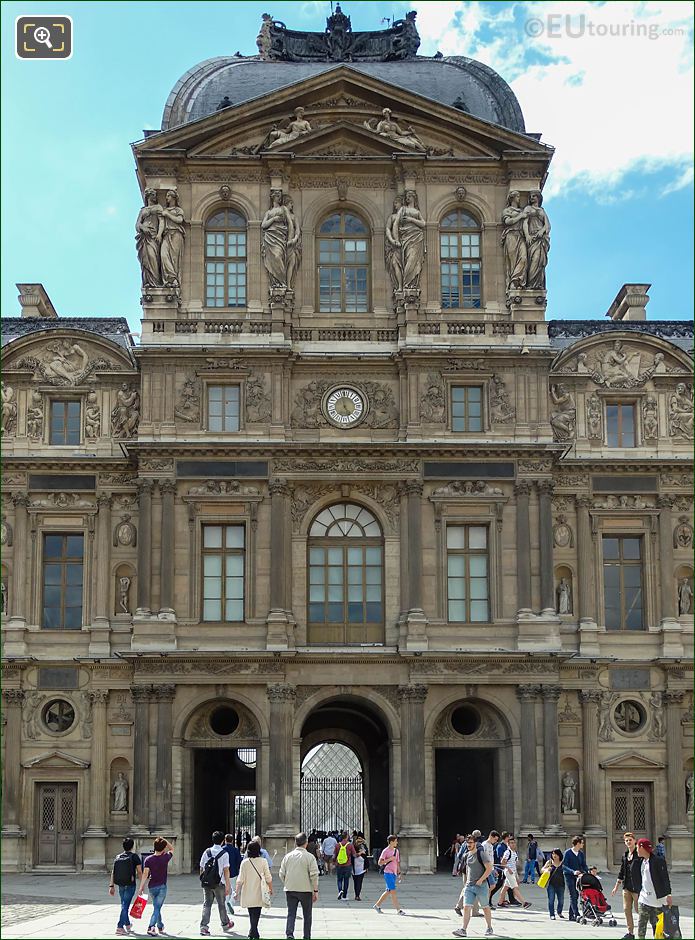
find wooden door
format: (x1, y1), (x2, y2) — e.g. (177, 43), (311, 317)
(36, 783), (77, 866)
(611, 782), (652, 864)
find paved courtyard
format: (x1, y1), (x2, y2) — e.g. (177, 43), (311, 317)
(1, 872), (692, 939)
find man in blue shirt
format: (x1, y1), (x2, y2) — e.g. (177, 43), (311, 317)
(562, 835), (588, 921)
(221, 833), (242, 914)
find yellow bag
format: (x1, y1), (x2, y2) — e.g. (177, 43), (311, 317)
(538, 869), (550, 889)
(655, 912), (665, 939)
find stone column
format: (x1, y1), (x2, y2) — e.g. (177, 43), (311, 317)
(131, 686), (153, 830)
(266, 480), (291, 649)
(664, 691), (686, 828)
(397, 685), (433, 871)
(515, 483), (532, 614)
(155, 685), (176, 829)
(579, 690), (603, 832)
(159, 482), (176, 617)
(403, 482), (428, 650)
(9, 496), (28, 622)
(658, 497), (682, 654)
(1, 690), (25, 832)
(538, 481), (555, 614)
(517, 684), (540, 830)
(265, 684), (296, 851)
(83, 689), (109, 869)
(136, 481), (153, 615)
(542, 686), (562, 832)
(90, 494), (112, 656)
(576, 496), (599, 655)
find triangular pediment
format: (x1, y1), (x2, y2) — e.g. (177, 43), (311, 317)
(22, 750), (91, 769)
(599, 750), (665, 770)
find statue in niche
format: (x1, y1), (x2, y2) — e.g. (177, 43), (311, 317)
(549, 384), (576, 441)
(586, 393), (603, 439)
(668, 383), (694, 441)
(160, 190), (186, 289)
(112, 771), (129, 812)
(135, 187), (163, 288)
(1, 382), (17, 435)
(266, 108), (312, 150)
(523, 190), (551, 290)
(43, 340), (89, 385)
(561, 771), (577, 813)
(678, 578), (693, 615)
(364, 108), (426, 152)
(84, 390), (101, 439)
(118, 576), (131, 614)
(687, 772), (694, 814)
(384, 195), (404, 293)
(1, 580), (8, 616)
(26, 389), (44, 440)
(501, 190), (527, 291)
(557, 577), (572, 614)
(261, 189), (297, 291)
(674, 517), (693, 549)
(283, 195), (302, 291)
(394, 190), (426, 290)
(111, 384), (141, 439)
(642, 396), (659, 440)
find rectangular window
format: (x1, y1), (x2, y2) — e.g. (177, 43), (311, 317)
(207, 386), (240, 432)
(49, 401), (80, 445)
(606, 403), (636, 447)
(42, 534), (84, 630)
(446, 525), (489, 622)
(205, 231), (247, 307)
(202, 524), (245, 622)
(440, 232), (481, 309)
(603, 536), (643, 630)
(451, 386), (483, 432)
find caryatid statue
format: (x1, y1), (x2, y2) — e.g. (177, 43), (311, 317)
(501, 190), (527, 291)
(160, 189), (186, 289)
(393, 190), (426, 292)
(135, 187), (163, 288)
(384, 195), (404, 293)
(523, 190), (551, 290)
(261, 189), (300, 293)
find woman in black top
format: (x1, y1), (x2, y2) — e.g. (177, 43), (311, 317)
(542, 849), (567, 920)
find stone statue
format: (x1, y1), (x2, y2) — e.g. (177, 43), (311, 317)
(160, 189), (186, 289)
(523, 190), (551, 290)
(364, 108), (426, 152)
(256, 12), (273, 59)
(384, 195), (404, 293)
(283, 195), (302, 291)
(687, 772), (694, 814)
(549, 384), (576, 441)
(135, 187), (163, 288)
(561, 771), (577, 813)
(112, 771), (129, 812)
(586, 393), (603, 439)
(419, 373), (445, 423)
(261, 189), (300, 293)
(1, 580), (7, 616)
(326, 3), (352, 60)
(26, 389), (44, 440)
(245, 372), (272, 423)
(598, 693), (615, 741)
(668, 383), (694, 441)
(266, 108), (312, 150)
(678, 578), (693, 615)
(43, 340), (89, 385)
(648, 692), (666, 740)
(557, 577), (572, 614)
(642, 396), (659, 440)
(111, 384), (141, 439)
(84, 390), (101, 439)
(599, 341), (637, 387)
(392, 10), (420, 57)
(1, 382), (17, 435)
(118, 577), (131, 614)
(489, 375), (515, 423)
(501, 190), (527, 291)
(394, 190), (426, 291)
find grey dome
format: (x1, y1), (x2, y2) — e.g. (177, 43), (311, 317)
(162, 56), (526, 135)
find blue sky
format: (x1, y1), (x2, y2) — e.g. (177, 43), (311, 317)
(2, 0), (693, 329)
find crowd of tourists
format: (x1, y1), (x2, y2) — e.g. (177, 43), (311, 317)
(106, 826), (678, 939)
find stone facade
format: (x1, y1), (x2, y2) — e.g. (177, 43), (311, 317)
(1, 11), (693, 875)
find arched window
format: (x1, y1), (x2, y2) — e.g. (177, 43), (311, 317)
(317, 212), (370, 313)
(308, 503), (383, 644)
(205, 209), (247, 307)
(440, 209), (481, 309)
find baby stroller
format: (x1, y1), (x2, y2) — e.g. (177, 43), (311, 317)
(577, 874), (618, 927)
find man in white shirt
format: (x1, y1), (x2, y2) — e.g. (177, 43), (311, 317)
(280, 832), (320, 940)
(636, 838), (672, 940)
(321, 833), (337, 874)
(496, 837), (531, 909)
(199, 830), (233, 936)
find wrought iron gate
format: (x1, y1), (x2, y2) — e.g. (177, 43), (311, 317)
(300, 774), (363, 833)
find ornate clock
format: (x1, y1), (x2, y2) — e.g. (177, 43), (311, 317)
(323, 386), (366, 427)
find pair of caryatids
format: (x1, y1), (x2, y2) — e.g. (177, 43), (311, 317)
(502, 189), (551, 291)
(135, 188), (186, 290)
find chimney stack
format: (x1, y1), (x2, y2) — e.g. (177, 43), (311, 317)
(606, 283), (650, 321)
(17, 283), (58, 319)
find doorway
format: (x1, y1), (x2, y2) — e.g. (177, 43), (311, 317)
(35, 782), (77, 867)
(612, 782), (652, 864)
(193, 749), (257, 865)
(435, 749), (495, 867)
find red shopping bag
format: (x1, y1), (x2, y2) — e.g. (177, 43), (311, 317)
(129, 894), (148, 919)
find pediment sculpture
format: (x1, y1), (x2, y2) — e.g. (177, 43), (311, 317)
(13, 339), (116, 387)
(363, 108), (426, 152)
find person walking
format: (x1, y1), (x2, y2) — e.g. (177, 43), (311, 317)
(636, 838), (672, 940)
(655, 837), (666, 861)
(279, 832), (319, 940)
(109, 837), (142, 936)
(374, 834), (405, 915)
(221, 833), (242, 916)
(321, 832), (337, 875)
(352, 841), (367, 900)
(452, 834), (495, 938)
(497, 836), (531, 909)
(612, 831), (642, 940)
(334, 831), (356, 900)
(456, 830), (499, 917)
(235, 840), (273, 940)
(138, 837), (175, 937)
(541, 848), (566, 920)
(522, 833), (540, 884)
(199, 830), (233, 936)
(562, 835), (588, 922)
(488, 832), (511, 906)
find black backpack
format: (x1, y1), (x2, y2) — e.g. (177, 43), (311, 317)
(200, 849), (222, 888)
(113, 852), (136, 887)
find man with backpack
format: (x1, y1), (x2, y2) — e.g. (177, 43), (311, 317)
(333, 831), (356, 900)
(199, 830), (233, 936)
(109, 837), (143, 935)
(452, 834), (495, 938)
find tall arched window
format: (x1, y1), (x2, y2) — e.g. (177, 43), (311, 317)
(440, 209), (481, 309)
(205, 209), (247, 307)
(317, 212), (370, 313)
(308, 503), (383, 645)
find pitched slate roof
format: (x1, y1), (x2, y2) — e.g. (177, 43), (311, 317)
(1, 317), (134, 353)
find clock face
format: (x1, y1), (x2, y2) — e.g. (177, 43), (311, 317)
(324, 387), (366, 427)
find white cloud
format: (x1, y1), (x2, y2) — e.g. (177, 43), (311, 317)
(416, 1), (694, 198)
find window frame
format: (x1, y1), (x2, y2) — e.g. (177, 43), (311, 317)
(450, 384), (485, 433)
(439, 208), (483, 310)
(206, 384), (242, 433)
(316, 211), (371, 315)
(445, 522), (491, 624)
(41, 532), (84, 631)
(201, 523), (246, 624)
(49, 399), (81, 446)
(602, 534), (644, 631)
(204, 208), (248, 310)
(605, 401), (637, 448)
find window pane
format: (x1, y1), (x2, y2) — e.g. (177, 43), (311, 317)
(469, 556), (487, 577)
(622, 538), (641, 560)
(309, 547), (324, 565)
(602, 537), (619, 560)
(204, 555), (222, 576)
(469, 600), (489, 622)
(468, 527), (487, 549)
(448, 600), (466, 621)
(44, 535), (64, 559)
(226, 599), (243, 621)
(226, 525), (244, 548)
(447, 526), (466, 549)
(448, 555), (465, 577)
(606, 405), (619, 446)
(204, 599), (222, 620)
(204, 526), (223, 548)
(448, 578), (465, 599)
(365, 547), (381, 565)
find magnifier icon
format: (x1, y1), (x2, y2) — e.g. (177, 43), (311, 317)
(33, 26), (53, 49)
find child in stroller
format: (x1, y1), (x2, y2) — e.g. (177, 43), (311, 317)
(577, 867), (618, 927)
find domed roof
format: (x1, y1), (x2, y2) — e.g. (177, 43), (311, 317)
(161, 55), (526, 135)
